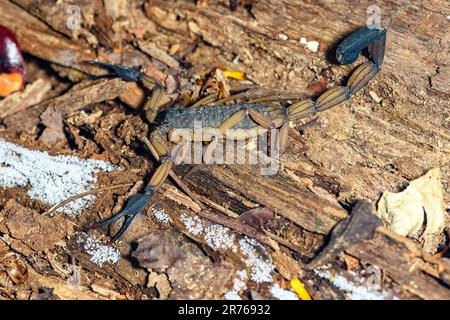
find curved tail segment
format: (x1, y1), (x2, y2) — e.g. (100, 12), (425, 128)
(287, 26), (386, 122)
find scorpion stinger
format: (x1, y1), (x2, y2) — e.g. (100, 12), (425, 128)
(89, 25), (387, 241)
(336, 26), (387, 66)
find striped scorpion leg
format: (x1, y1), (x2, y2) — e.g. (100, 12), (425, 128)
(203, 108), (289, 162)
(287, 26), (386, 123)
(204, 109), (247, 163)
(92, 131), (175, 241)
(247, 109), (290, 152)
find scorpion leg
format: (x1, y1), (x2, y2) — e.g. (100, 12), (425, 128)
(203, 108), (286, 161)
(247, 109), (291, 153)
(144, 85), (165, 123)
(85, 62), (174, 239)
(277, 121), (290, 153)
(218, 110), (247, 132)
(202, 109), (247, 161)
(148, 133), (174, 187)
(93, 132), (173, 241)
(248, 109), (278, 129)
(190, 93), (219, 108)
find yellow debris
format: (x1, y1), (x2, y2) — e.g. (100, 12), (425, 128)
(290, 278), (312, 300)
(218, 66), (246, 80)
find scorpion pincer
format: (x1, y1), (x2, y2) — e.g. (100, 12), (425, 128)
(87, 25), (387, 241)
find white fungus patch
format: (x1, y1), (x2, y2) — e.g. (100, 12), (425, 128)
(224, 270), (247, 300)
(180, 213), (275, 286)
(270, 284), (299, 300)
(180, 213), (204, 236)
(314, 269), (397, 300)
(0, 166), (28, 188)
(0, 139), (116, 215)
(151, 207), (170, 224)
(299, 37), (320, 52)
(204, 224), (238, 253)
(77, 233), (120, 267)
(239, 237), (274, 283)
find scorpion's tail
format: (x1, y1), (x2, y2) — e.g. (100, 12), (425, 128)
(288, 26), (386, 122)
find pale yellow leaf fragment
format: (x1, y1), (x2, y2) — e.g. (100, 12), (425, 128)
(377, 168), (446, 251)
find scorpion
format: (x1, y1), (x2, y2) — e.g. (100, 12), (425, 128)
(87, 25), (387, 241)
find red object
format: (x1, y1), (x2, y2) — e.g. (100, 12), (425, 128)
(0, 25), (25, 97)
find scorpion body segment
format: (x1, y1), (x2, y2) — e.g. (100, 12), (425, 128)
(87, 25), (387, 241)
(153, 103), (287, 134)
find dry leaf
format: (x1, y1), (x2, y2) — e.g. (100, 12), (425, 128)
(341, 253), (360, 271)
(132, 232), (185, 272)
(377, 168), (446, 252)
(238, 207), (274, 231)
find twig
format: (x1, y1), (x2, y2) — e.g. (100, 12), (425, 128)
(196, 195), (304, 255)
(196, 195), (239, 218)
(42, 183), (133, 216)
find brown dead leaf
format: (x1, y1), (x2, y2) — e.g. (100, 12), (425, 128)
(133, 227), (235, 299)
(238, 207), (274, 231)
(341, 253), (360, 271)
(39, 106), (66, 145)
(132, 232), (185, 272)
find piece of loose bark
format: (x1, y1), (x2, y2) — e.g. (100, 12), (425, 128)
(348, 228), (450, 300)
(0, 200), (68, 253)
(4, 77), (126, 136)
(305, 200), (382, 269)
(138, 41), (181, 69)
